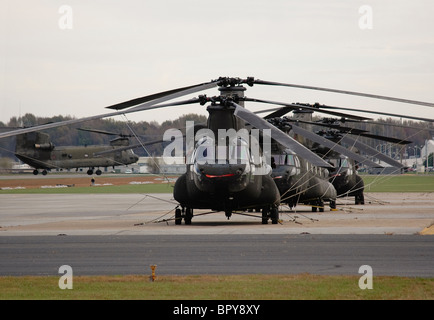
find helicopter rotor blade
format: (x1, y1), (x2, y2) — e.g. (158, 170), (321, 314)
(77, 128), (134, 137)
(94, 123), (208, 157)
(252, 79), (434, 108)
(0, 97), (203, 139)
(260, 106), (297, 120)
(288, 119), (369, 135)
(302, 103), (434, 123)
(106, 80), (218, 110)
(0, 78), (218, 140)
(93, 139), (165, 156)
(250, 95), (432, 123)
(231, 102), (333, 168)
(355, 132), (412, 145)
(78, 128), (117, 135)
(247, 98), (372, 121)
(288, 123), (382, 168)
(343, 119), (434, 132)
(340, 136), (404, 168)
(291, 119), (412, 145)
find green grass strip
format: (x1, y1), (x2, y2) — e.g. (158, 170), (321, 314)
(1, 174), (433, 194)
(362, 174), (434, 192)
(0, 274), (432, 300)
(0, 182), (174, 194)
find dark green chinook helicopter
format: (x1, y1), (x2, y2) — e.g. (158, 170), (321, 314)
(14, 130), (139, 175)
(250, 105), (376, 211)
(148, 80), (336, 224)
(306, 117), (412, 205)
(1, 76), (433, 224)
(269, 144), (338, 212)
(255, 102), (420, 207)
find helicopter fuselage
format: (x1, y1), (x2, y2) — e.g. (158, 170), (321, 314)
(327, 154), (365, 204)
(173, 99), (281, 223)
(174, 134), (279, 212)
(16, 145), (138, 169)
(15, 132), (139, 174)
(271, 151), (337, 209)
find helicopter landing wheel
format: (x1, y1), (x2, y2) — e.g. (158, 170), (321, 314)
(175, 208), (182, 225)
(185, 207), (193, 225)
(87, 169), (94, 175)
(95, 169), (102, 175)
(270, 206), (279, 224)
(225, 209), (232, 220)
(33, 170), (39, 175)
(42, 170), (48, 176)
(330, 200), (337, 210)
(261, 207), (269, 224)
(318, 200), (324, 212)
(355, 194), (365, 205)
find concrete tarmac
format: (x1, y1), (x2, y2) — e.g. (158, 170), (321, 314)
(0, 192), (433, 235)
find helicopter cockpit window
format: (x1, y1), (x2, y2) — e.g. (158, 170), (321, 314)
(328, 158), (339, 168)
(229, 138), (250, 164)
(193, 137), (251, 165)
(271, 155), (285, 165)
(192, 137), (215, 164)
(286, 154), (296, 166)
(270, 154), (296, 166)
(340, 158), (349, 168)
(216, 145), (227, 162)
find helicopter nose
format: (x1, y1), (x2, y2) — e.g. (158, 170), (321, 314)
(197, 163), (247, 178)
(193, 163), (250, 193)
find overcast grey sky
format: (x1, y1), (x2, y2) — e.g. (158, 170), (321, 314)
(1, 0), (434, 125)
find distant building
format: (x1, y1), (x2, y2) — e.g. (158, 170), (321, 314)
(404, 138), (434, 172)
(421, 139), (434, 161)
(133, 156), (186, 174)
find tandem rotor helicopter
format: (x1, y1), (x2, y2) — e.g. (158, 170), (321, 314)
(258, 105), (413, 208)
(1, 76), (433, 224)
(12, 129), (139, 176)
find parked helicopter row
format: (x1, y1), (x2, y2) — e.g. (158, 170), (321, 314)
(1, 76), (432, 224)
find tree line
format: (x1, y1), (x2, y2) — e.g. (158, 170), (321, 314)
(0, 112), (432, 162)
(0, 113), (207, 161)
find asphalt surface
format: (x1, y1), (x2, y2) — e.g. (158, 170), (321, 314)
(1, 234), (433, 277)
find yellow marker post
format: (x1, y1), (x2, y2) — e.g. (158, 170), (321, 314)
(150, 265), (157, 282)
